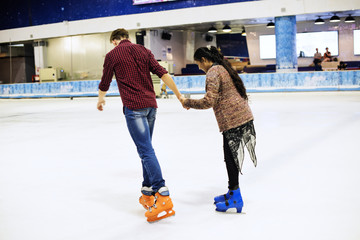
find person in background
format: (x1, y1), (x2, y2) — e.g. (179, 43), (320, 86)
(338, 61), (347, 70)
(313, 48), (323, 71)
(323, 47), (332, 62)
(313, 48), (322, 65)
(160, 83), (168, 98)
(180, 46), (257, 213)
(97, 28), (184, 223)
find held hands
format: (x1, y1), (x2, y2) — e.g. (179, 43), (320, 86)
(97, 99), (106, 111)
(97, 94), (187, 111)
(178, 95), (190, 110)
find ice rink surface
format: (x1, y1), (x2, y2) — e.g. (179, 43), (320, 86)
(1, 92), (360, 240)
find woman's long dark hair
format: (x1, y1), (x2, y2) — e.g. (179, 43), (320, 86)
(194, 46), (248, 100)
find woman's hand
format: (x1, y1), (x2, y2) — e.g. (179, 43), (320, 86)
(178, 95), (190, 110)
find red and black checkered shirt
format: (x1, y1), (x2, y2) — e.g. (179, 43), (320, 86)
(99, 39), (168, 110)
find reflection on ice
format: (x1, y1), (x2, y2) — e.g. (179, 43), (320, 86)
(0, 92), (360, 240)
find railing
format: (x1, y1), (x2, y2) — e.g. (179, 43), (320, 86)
(1, 70), (360, 98)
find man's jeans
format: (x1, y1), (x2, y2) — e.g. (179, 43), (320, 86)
(124, 106), (165, 192)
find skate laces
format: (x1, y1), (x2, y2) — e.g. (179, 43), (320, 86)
(148, 205), (157, 213)
(225, 191), (234, 206)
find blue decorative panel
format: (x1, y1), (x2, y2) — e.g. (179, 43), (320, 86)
(0, 0), (258, 30)
(1, 71), (360, 99)
(275, 16), (297, 72)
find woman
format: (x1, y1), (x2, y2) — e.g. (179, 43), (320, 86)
(180, 46), (257, 213)
(323, 47), (332, 62)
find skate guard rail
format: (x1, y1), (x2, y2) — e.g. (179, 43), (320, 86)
(1, 70), (360, 99)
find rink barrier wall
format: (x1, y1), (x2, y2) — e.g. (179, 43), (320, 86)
(0, 71), (360, 98)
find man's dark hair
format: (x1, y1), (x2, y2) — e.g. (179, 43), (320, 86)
(110, 28), (129, 43)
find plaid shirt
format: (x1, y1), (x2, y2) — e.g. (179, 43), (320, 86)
(99, 39), (167, 110)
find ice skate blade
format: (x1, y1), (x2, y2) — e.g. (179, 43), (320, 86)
(215, 208), (245, 214)
(147, 210), (175, 223)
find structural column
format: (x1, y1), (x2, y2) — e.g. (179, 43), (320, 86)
(184, 31), (195, 64)
(275, 16), (297, 72)
(33, 40), (48, 75)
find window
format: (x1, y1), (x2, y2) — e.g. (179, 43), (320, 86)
(354, 30), (360, 55)
(259, 31), (339, 59)
(259, 35), (276, 59)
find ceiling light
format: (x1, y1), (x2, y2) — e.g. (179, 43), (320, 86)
(345, 15), (355, 23)
(223, 24), (232, 33)
(330, 14), (340, 22)
(266, 20), (275, 28)
(241, 27), (246, 36)
(314, 17), (325, 25)
(208, 26), (217, 33)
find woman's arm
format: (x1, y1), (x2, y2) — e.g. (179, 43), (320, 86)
(183, 70), (220, 109)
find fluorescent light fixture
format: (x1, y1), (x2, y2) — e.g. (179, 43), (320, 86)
(330, 15), (340, 22)
(345, 15), (355, 23)
(241, 27), (246, 36)
(208, 26), (217, 33)
(10, 44), (24, 47)
(315, 17), (325, 25)
(266, 21), (275, 28)
(222, 24), (232, 33)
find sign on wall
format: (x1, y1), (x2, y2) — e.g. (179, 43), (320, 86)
(133, 0), (176, 5)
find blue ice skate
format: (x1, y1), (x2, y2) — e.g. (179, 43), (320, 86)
(214, 190), (231, 204)
(215, 188), (243, 213)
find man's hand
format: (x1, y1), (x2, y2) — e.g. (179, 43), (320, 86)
(97, 89), (107, 111)
(97, 99), (106, 111)
(179, 95), (190, 110)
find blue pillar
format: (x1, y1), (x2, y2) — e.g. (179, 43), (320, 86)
(275, 16), (297, 72)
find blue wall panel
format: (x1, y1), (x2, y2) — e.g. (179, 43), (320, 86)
(0, 0), (257, 30)
(275, 16), (297, 72)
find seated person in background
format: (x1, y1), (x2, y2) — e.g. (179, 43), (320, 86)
(323, 47), (332, 62)
(160, 83), (168, 98)
(338, 61), (347, 70)
(313, 48), (322, 66)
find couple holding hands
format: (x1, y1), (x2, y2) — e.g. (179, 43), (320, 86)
(97, 28), (257, 223)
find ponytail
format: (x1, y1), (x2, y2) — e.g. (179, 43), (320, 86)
(194, 46), (248, 100)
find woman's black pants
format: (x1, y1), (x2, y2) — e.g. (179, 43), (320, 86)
(223, 134), (239, 190)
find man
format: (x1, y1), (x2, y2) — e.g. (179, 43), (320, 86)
(313, 48), (322, 63)
(97, 28), (183, 223)
(313, 48), (322, 70)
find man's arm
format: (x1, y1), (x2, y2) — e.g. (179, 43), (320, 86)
(97, 53), (114, 111)
(97, 89), (107, 111)
(160, 73), (183, 100)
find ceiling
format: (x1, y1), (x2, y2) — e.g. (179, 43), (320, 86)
(162, 9), (360, 34)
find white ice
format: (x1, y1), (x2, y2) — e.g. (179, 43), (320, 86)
(1, 92), (360, 240)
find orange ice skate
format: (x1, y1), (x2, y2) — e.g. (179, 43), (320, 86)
(145, 186), (175, 223)
(139, 194), (155, 210)
(139, 186), (155, 210)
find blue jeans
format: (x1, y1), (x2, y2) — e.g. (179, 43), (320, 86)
(124, 106), (165, 193)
